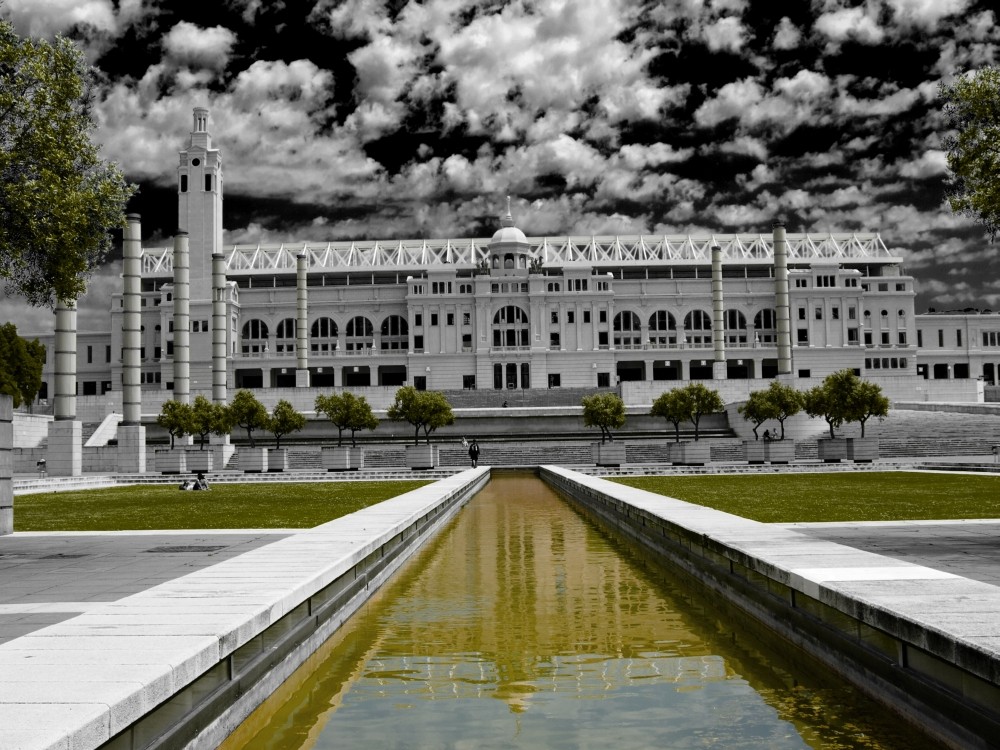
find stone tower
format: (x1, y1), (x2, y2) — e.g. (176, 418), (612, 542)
(178, 107), (223, 303)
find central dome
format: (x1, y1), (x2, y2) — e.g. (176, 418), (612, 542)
(490, 197), (528, 246)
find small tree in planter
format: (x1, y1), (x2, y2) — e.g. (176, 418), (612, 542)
(737, 389), (769, 441)
(581, 392), (626, 443)
(191, 395), (230, 451)
(157, 400), (193, 449)
(268, 399), (306, 449)
(316, 392), (379, 447)
(849, 380), (890, 438)
(388, 386), (454, 468)
(686, 383), (725, 441)
(651, 387), (692, 443)
(805, 370), (887, 462)
(229, 390), (269, 448)
(765, 381), (803, 440)
(388, 386), (454, 445)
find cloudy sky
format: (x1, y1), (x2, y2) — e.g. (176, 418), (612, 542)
(2, 0), (1000, 334)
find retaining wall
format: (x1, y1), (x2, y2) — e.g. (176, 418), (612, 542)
(541, 465), (1000, 750)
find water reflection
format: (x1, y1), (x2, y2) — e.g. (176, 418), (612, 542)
(221, 474), (934, 750)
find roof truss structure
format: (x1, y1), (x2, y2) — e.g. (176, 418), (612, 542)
(141, 232), (896, 276)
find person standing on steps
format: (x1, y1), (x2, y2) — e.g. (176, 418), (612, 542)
(469, 439), (480, 468)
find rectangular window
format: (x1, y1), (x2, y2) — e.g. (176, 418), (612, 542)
(414, 314), (423, 327)
(413, 335), (424, 351)
(551, 311), (559, 324)
(597, 372), (610, 387)
(815, 307), (822, 320)
(463, 312), (471, 325)
(106, 345), (111, 362)
(918, 330), (923, 347)
(462, 333), (472, 350)
(832, 307), (839, 320)
(87, 345), (93, 364)
(881, 332), (890, 345)
(957, 330), (963, 347)
(202, 320), (208, 331)
(938, 329), (944, 347)
(878, 282), (889, 291)
(864, 331), (873, 346)
(550, 332), (560, 347)
(848, 306), (856, 320)
(797, 329), (808, 344)
(898, 331), (907, 345)
(447, 313), (454, 326)
(154, 346), (161, 360)
(567, 311), (575, 323)
(205, 174), (212, 191)
(166, 341), (174, 356)
(896, 283), (906, 291)
(798, 308), (806, 320)
(548, 373), (561, 388)
(847, 327), (859, 343)
(430, 313), (439, 326)
(583, 310), (591, 323)
(599, 310), (607, 323)
(180, 174), (188, 192)
(192, 321), (199, 332)
(598, 331), (609, 346)
(463, 375), (476, 389)
(798, 369), (811, 378)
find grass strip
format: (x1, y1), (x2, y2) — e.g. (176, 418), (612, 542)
(612, 471), (1000, 523)
(14, 480), (431, 531)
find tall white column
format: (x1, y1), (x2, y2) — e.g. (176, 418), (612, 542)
(118, 214), (146, 472)
(212, 252), (227, 404)
(49, 298), (81, 476)
(173, 232), (191, 404)
(121, 214), (142, 426)
(1, 395), (13, 535)
(295, 252), (310, 387)
(773, 222), (792, 376)
(711, 244), (726, 379)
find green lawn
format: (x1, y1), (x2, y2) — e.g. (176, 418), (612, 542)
(14, 481), (431, 531)
(612, 472), (1000, 523)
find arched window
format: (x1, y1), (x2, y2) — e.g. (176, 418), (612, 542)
(380, 315), (408, 350)
(346, 316), (374, 351)
(275, 318), (296, 354)
(683, 310), (711, 346)
(492, 305), (529, 348)
(753, 308), (776, 344)
(613, 311), (642, 348)
(241, 319), (269, 355)
(311, 317), (338, 353)
(504, 254), (515, 269)
(648, 310), (677, 347)
(724, 309), (747, 345)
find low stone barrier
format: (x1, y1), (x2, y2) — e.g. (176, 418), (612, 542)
(541, 465), (1000, 750)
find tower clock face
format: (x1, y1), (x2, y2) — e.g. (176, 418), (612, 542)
(191, 158), (201, 166)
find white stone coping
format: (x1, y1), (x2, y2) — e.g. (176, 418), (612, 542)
(0, 467), (489, 750)
(541, 466), (1000, 679)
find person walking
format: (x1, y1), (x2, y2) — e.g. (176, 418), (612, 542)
(469, 439), (480, 468)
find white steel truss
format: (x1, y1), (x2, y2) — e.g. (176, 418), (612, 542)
(140, 232), (896, 276)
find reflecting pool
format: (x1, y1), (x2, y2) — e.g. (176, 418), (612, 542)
(220, 474), (935, 749)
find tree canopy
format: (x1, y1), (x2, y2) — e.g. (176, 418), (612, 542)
(739, 381), (803, 440)
(387, 386), (454, 445)
(315, 392), (378, 447)
(581, 392), (626, 443)
(803, 369), (889, 439)
(1, 19), (135, 306)
(190, 394), (230, 450)
(940, 66), (1000, 242)
(156, 399), (193, 449)
(0, 322), (45, 408)
(651, 383), (724, 442)
(228, 390), (269, 448)
(268, 399), (306, 449)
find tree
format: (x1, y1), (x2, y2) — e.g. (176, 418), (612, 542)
(228, 390), (269, 447)
(847, 380), (890, 438)
(940, 66), (1000, 242)
(156, 400), (193, 449)
(0, 323), (45, 408)
(0, 19), (135, 307)
(581, 392), (626, 443)
(268, 399), (306, 449)
(686, 383), (725, 441)
(740, 382), (804, 440)
(190, 395), (230, 450)
(765, 381), (803, 440)
(315, 392), (378, 447)
(737, 389), (770, 440)
(387, 386), (454, 445)
(651, 388), (692, 443)
(803, 369), (883, 439)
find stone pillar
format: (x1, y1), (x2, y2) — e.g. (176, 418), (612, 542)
(173, 232), (191, 405)
(119, 214), (146, 472)
(1, 395), (12, 535)
(48, 298), (82, 476)
(295, 252), (310, 387)
(711, 244), (727, 379)
(212, 252), (227, 404)
(773, 222), (792, 376)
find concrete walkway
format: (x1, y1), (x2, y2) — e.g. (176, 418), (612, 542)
(1, 463), (998, 749)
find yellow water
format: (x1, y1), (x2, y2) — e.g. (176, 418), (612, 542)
(220, 474), (935, 749)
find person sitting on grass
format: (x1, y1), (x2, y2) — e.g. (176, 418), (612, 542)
(194, 472), (210, 490)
